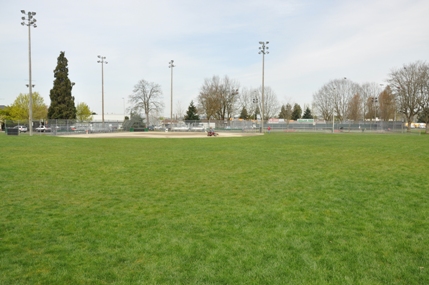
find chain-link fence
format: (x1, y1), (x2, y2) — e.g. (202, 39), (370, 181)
(4, 119), (125, 135)
(3, 119), (418, 135)
(265, 121), (408, 133)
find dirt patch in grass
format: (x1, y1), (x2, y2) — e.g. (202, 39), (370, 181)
(60, 131), (263, 139)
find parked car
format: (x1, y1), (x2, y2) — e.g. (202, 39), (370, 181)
(190, 125), (206, 132)
(13, 125), (28, 133)
(154, 125), (167, 131)
(35, 125), (51, 132)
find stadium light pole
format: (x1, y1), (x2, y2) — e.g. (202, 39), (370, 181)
(97, 55), (108, 126)
(258, 41), (269, 133)
(168, 60), (175, 127)
(333, 87), (336, 133)
(21, 10), (37, 136)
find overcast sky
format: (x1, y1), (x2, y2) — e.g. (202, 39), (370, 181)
(1, 0), (428, 117)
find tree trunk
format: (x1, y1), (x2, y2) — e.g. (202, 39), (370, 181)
(406, 118), (412, 132)
(146, 112), (150, 127)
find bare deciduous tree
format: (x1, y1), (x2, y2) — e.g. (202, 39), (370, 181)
(128, 79), (164, 127)
(198, 75), (240, 120)
(313, 78), (359, 122)
(313, 84), (335, 121)
(237, 87), (259, 118)
(198, 76), (222, 120)
(333, 78), (360, 122)
(360, 82), (381, 121)
(388, 61), (427, 131)
(175, 100), (185, 120)
(378, 85), (396, 121)
(416, 63), (429, 133)
(256, 86), (280, 120)
(348, 93), (362, 122)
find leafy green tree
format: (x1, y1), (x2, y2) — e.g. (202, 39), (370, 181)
(239, 107), (249, 119)
(184, 100), (199, 120)
(76, 102), (93, 122)
(302, 107), (313, 119)
(0, 106), (12, 130)
(9, 92), (47, 121)
(48, 51), (76, 119)
(291, 103), (302, 120)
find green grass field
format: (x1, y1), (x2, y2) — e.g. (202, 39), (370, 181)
(1, 132), (428, 284)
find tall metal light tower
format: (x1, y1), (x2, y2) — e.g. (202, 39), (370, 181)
(21, 10), (37, 136)
(258, 41), (269, 133)
(169, 60), (175, 127)
(97, 55), (108, 125)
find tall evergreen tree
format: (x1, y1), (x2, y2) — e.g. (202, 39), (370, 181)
(291, 103), (302, 120)
(48, 52), (76, 119)
(184, 100), (199, 120)
(239, 107), (249, 119)
(302, 107), (313, 119)
(278, 105), (287, 118)
(253, 105), (261, 120)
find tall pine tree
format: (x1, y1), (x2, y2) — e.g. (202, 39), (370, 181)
(302, 107), (313, 119)
(239, 107), (249, 119)
(48, 52), (76, 119)
(278, 105), (287, 118)
(291, 103), (302, 120)
(184, 101), (199, 120)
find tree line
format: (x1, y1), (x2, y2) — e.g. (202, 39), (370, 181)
(313, 61), (429, 132)
(3, 51), (427, 134)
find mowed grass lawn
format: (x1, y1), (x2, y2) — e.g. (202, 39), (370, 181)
(1, 132), (428, 284)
